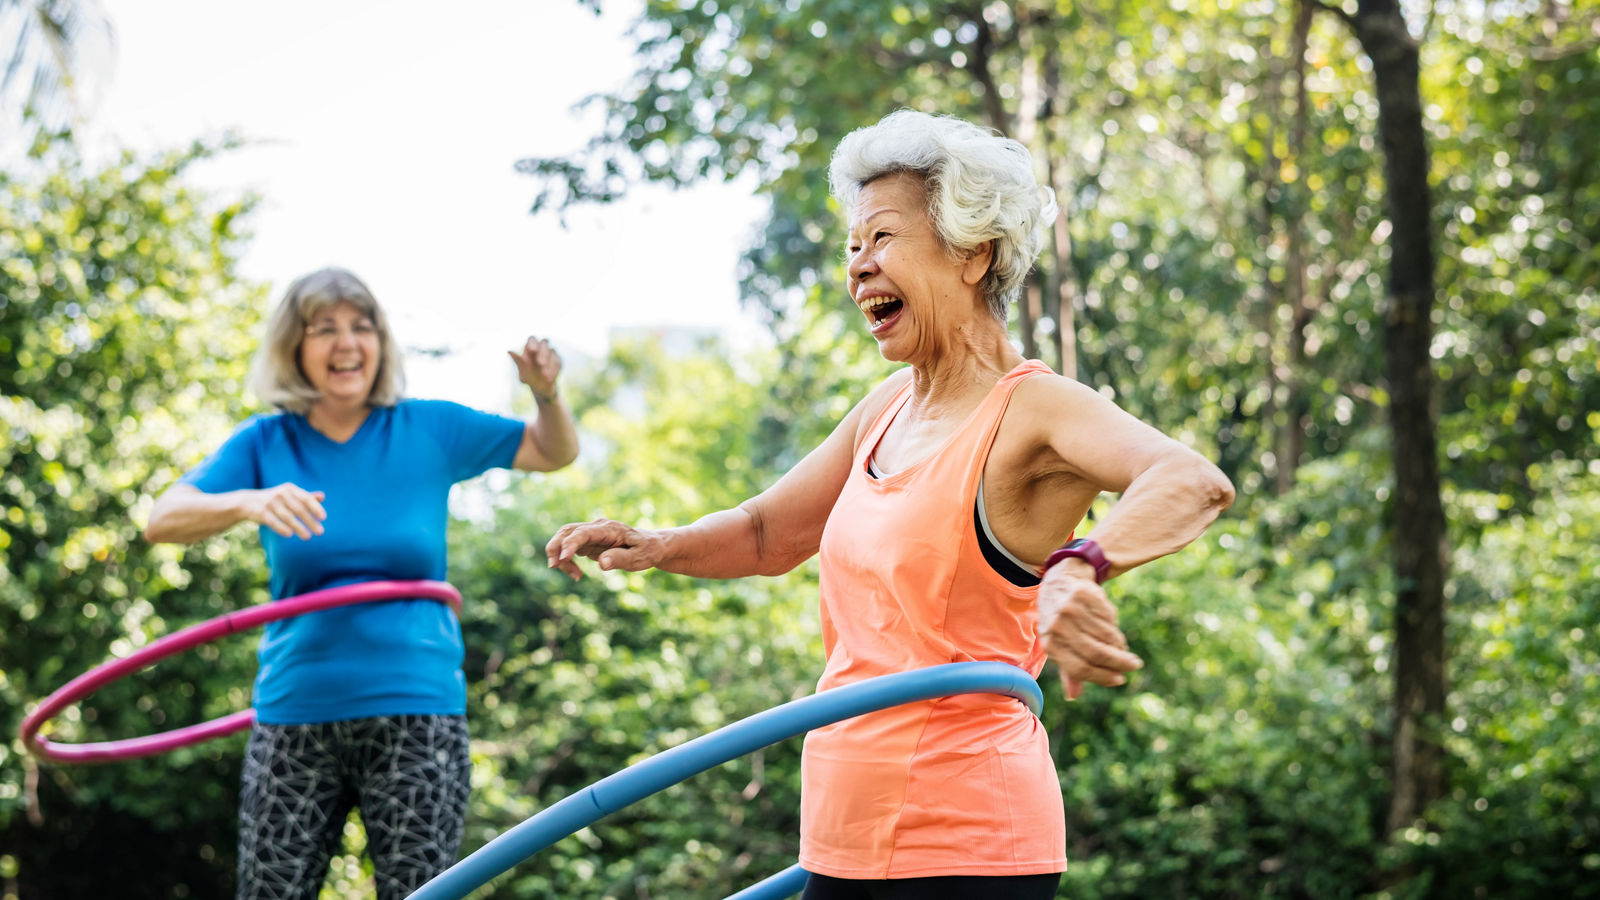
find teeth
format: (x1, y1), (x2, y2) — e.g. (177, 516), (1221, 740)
(857, 295), (901, 313)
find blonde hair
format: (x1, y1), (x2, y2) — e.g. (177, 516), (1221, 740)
(247, 268), (406, 414)
(829, 109), (1058, 321)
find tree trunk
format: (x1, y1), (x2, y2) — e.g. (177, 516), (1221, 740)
(1029, 30), (1077, 378)
(1257, 21), (1289, 494)
(1346, 0), (1450, 836)
(1049, 160), (1078, 379)
(1285, 0), (1316, 485)
(1014, 9), (1042, 362)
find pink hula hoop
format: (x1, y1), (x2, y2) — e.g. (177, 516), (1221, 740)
(18, 580), (462, 765)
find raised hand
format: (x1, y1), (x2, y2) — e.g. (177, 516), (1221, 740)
(246, 483), (327, 540)
(508, 336), (563, 401)
(544, 518), (667, 580)
(1035, 572), (1144, 700)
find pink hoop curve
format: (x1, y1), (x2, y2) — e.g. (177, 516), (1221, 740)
(18, 580), (462, 765)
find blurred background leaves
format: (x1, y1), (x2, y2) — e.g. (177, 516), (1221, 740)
(4, 0), (1598, 897)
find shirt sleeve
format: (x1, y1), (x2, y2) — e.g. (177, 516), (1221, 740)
(179, 416), (265, 493)
(420, 400), (526, 483)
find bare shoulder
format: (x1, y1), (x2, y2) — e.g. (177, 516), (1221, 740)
(1008, 370), (1116, 428)
(1003, 369), (1179, 487)
(845, 367), (914, 448)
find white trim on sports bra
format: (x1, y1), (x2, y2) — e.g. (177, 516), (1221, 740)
(866, 455), (1038, 578)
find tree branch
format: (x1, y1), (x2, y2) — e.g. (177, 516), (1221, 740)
(1310, 0), (1359, 30)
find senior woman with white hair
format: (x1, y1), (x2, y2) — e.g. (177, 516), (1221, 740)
(145, 267), (579, 899)
(546, 110), (1234, 899)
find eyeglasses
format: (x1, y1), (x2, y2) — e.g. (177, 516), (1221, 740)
(303, 321), (378, 341)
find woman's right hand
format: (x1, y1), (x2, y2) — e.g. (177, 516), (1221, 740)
(1036, 568), (1144, 700)
(545, 518), (667, 580)
(245, 484), (327, 539)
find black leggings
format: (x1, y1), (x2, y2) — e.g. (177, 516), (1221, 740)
(235, 714), (471, 900)
(800, 871), (1061, 900)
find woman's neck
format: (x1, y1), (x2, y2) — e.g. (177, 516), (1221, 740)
(305, 401), (372, 443)
(907, 321), (1024, 410)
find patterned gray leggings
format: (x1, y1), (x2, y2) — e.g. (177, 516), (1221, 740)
(235, 714), (471, 900)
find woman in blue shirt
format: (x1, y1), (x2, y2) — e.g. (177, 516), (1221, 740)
(144, 267), (579, 900)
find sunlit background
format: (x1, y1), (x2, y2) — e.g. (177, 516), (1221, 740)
(4, 0), (1597, 897)
(82, 0), (770, 409)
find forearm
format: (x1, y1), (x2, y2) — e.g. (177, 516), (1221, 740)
(656, 503), (813, 578)
(1082, 451), (1235, 578)
(143, 486), (255, 544)
(529, 392), (579, 468)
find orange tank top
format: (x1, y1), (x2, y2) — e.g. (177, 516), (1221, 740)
(799, 360), (1067, 879)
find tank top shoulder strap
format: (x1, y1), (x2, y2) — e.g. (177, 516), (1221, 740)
(935, 359), (1056, 496)
(852, 374), (916, 465)
(963, 359), (1055, 459)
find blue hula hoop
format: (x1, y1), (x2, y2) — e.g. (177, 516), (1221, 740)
(408, 661), (1044, 900)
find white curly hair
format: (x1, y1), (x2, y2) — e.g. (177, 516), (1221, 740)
(829, 109), (1059, 321)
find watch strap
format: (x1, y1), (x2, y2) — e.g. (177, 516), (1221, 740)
(1042, 538), (1111, 584)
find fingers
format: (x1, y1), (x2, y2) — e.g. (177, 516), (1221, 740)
(1041, 619), (1143, 677)
(1058, 668), (1084, 702)
(594, 545), (656, 572)
(534, 337), (561, 373)
(260, 508), (298, 539)
(1038, 577), (1144, 700)
(511, 337), (559, 369)
(510, 337), (562, 394)
(550, 555), (585, 580)
(539, 527), (586, 580)
(545, 518), (637, 580)
(257, 485), (326, 540)
(1049, 639), (1141, 689)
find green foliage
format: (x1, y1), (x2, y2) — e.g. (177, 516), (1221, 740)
(1, 138), (268, 897)
(1408, 466), (1600, 898)
(4, 2), (1597, 898)
(448, 337), (828, 897)
(1429, 12), (1600, 511)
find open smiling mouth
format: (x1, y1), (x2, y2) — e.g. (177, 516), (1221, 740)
(861, 296), (904, 328)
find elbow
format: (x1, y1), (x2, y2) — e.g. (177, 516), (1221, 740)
(142, 519), (174, 544)
(554, 443), (580, 470)
(142, 500), (196, 545)
(756, 533), (819, 576)
(1198, 459), (1235, 518)
(755, 555), (805, 578)
(742, 503), (814, 577)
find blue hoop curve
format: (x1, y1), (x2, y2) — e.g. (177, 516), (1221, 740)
(408, 661), (1044, 900)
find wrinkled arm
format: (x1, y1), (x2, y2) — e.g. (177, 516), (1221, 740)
(1031, 376), (1235, 575)
(545, 376), (902, 580)
(1023, 376), (1234, 699)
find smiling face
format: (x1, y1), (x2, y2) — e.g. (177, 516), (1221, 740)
(297, 301), (381, 411)
(845, 173), (992, 365)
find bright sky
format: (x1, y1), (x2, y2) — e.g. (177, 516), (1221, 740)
(86, 0), (769, 412)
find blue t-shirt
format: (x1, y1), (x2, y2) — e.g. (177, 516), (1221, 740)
(180, 399), (525, 724)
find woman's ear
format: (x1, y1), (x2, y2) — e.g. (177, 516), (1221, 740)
(961, 240), (994, 286)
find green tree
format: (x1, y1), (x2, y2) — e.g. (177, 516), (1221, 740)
(511, 1), (1599, 895)
(1309, 0), (1449, 838)
(1, 139), (267, 899)
(448, 336), (834, 897)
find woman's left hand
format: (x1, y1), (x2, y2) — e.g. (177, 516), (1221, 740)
(508, 336), (562, 400)
(1036, 571), (1145, 700)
